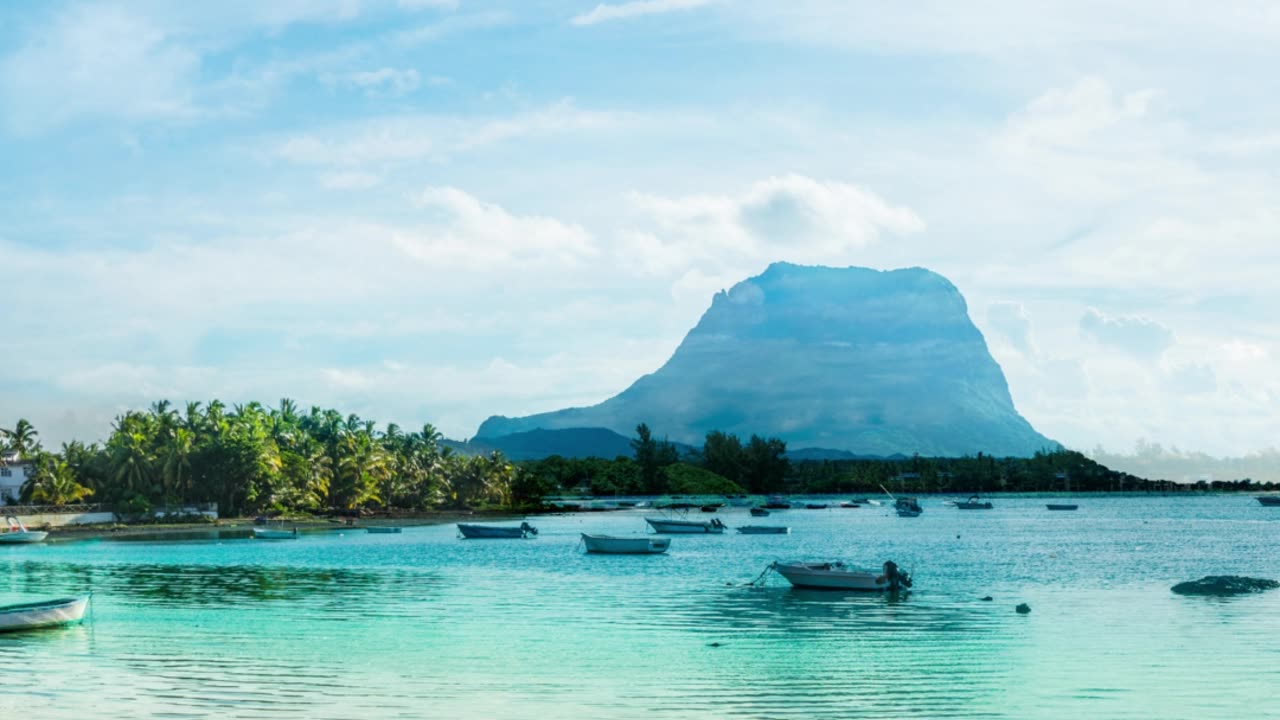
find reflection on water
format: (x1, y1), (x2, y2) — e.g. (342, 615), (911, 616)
(0, 497), (1279, 719)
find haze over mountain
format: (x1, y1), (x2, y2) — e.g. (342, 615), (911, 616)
(476, 263), (1057, 457)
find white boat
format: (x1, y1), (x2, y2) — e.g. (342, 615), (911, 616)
(457, 522), (538, 539)
(772, 561), (912, 592)
(0, 596), (90, 633)
(252, 527), (297, 540)
(365, 526), (403, 534)
(580, 533), (670, 554)
(0, 515), (48, 544)
(645, 517), (726, 534)
(737, 525), (789, 535)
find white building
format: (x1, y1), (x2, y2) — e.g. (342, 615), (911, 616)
(0, 452), (34, 503)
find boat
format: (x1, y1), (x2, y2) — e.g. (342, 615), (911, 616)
(762, 495), (791, 509)
(365, 526), (403, 534)
(457, 522), (538, 539)
(580, 533), (670, 554)
(955, 495), (993, 510)
(1257, 497), (1280, 507)
(252, 527), (298, 540)
(0, 516), (48, 544)
(645, 517), (726, 534)
(700, 505), (720, 513)
(0, 596), (90, 633)
(771, 560), (912, 592)
(839, 502), (861, 508)
(736, 525), (789, 535)
(750, 507), (771, 517)
(1046, 504), (1079, 511)
(805, 503), (828, 510)
(895, 497), (922, 517)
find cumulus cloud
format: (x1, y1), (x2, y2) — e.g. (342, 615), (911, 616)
(322, 67), (422, 97)
(1079, 307), (1174, 359)
(1164, 362), (1217, 394)
(986, 301), (1035, 354)
(572, 0), (714, 26)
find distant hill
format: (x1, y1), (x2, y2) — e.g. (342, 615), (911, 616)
(476, 262), (1057, 458)
(445, 427), (692, 461)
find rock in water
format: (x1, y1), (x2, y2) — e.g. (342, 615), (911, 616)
(1015, 603), (1031, 614)
(476, 263), (1056, 457)
(1171, 576), (1280, 596)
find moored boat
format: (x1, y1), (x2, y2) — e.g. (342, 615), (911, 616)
(366, 526), (403, 534)
(750, 507), (771, 517)
(700, 505), (720, 513)
(805, 503), (828, 510)
(645, 517), (725, 534)
(0, 516), (48, 544)
(772, 561), (911, 592)
(839, 502), (861, 508)
(0, 595), (90, 633)
(737, 525), (789, 535)
(252, 527), (298, 540)
(955, 495), (993, 510)
(580, 533), (670, 554)
(762, 495), (791, 509)
(895, 497), (922, 517)
(457, 522), (538, 539)
(1046, 504), (1079, 511)
(1256, 497), (1280, 507)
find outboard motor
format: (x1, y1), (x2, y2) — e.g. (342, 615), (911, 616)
(521, 522), (538, 536)
(883, 560), (912, 592)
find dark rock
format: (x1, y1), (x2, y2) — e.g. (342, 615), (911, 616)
(707, 642), (724, 647)
(475, 263), (1057, 457)
(980, 596), (993, 602)
(1015, 603), (1031, 614)
(1171, 576), (1279, 596)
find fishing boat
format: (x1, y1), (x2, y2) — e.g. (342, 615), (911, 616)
(0, 596), (90, 633)
(770, 560), (912, 592)
(457, 522), (538, 539)
(366, 526), (403, 534)
(252, 526), (298, 540)
(0, 516), (48, 544)
(750, 507), (771, 517)
(580, 534), (670, 554)
(1046, 504), (1079, 511)
(645, 517), (726, 534)
(895, 497), (922, 517)
(1256, 497), (1280, 507)
(955, 495), (993, 510)
(762, 495), (791, 509)
(736, 525), (789, 535)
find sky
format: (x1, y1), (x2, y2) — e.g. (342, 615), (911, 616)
(1, 0), (1278, 458)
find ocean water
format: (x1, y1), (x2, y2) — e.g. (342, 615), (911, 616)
(2, 496), (1279, 719)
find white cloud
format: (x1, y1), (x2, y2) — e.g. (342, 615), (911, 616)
(323, 67), (422, 97)
(986, 301), (1035, 355)
(572, 0), (715, 26)
(1079, 308), (1175, 359)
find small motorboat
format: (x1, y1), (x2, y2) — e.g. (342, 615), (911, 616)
(645, 517), (725, 534)
(366, 526), (403, 534)
(1256, 497), (1280, 507)
(0, 516), (48, 544)
(0, 596), (90, 633)
(762, 495), (791, 509)
(955, 495), (993, 510)
(750, 507), (771, 517)
(252, 526), (298, 540)
(805, 503), (828, 510)
(580, 534), (670, 554)
(771, 560), (912, 592)
(736, 525), (789, 535)
(1046, 504), (1079, 511)
(839, 502), (861, 508)
(457, 522), (538, 539)
(700, 505), (720, 513)
(895, 497), (922, 517)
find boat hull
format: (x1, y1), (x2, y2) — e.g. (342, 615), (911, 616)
(581, 534), (670, 554)
(773, 563), (890, 591)
(749, 508), (770, 517)
(645, 518), (725, 534)
(955, 503), (993, 510)
(736, 526), (789, 535)
(0, 596), (89, 633)
(1256, 497), (1280, 507)
(365, 526), (403, 534)
(1046, 504), (1079, 511)
(0, 531), (48, 543)
(457, 523), (535, 539)
(252, 528), (297, 540)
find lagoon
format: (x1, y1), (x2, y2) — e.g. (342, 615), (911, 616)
(2, 496), (1279, 719)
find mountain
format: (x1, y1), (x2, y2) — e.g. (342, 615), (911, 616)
(476, 262), (1057, 457)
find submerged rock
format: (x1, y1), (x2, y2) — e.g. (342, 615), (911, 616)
(1171, 576), (1279, 596)
(1015, 603), (1031, 614)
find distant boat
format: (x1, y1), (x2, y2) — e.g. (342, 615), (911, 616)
(737, 525), (789, 535)
(750, 507), (771, 517)
(700, 505), (720, 513)
(645, 517), (725, 534)
(252, 526), (298, 540)
(581, 533), (670, 554)
(1046, 504), (1079, 511)
(0, 516), (48, 544)
(366, 526), (403, 534)
(805, 503), (828, 510)
(839, 502), (861, 508)
(955, 495), (993, 510)
(1257, 497), (1280, 507)
(762, 496), (791, 509)
(457, 522), (538, 539)
(0, 596), (90, 633)
(895, 497), (922, 517)
(771, 561), (912, 592)
(848, 498), (879, 506)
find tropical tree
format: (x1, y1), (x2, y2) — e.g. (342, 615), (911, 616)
(22, 454), (93, 506)
(2, 418), (41, 459)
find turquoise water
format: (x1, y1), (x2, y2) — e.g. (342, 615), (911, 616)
(2, 496), (1279, 719)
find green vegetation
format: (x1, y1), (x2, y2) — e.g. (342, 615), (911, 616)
(662, 463), (743, 496)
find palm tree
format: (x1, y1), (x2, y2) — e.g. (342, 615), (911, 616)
(24, 456), (93, 506)
(2, 419), (40, 459)
(162, 428), (195, 502)
(111, 431), (154, 497)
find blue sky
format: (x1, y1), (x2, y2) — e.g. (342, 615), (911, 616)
(2, 0), (1279, 457)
